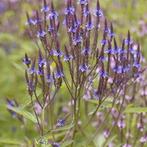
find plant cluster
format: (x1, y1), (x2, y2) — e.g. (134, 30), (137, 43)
(7, 0), (147, 146)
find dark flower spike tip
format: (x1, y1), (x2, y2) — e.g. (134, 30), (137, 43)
(109, 22), (115, 38)
(104, 19), (108, 33)
(56, 119), (65, 127)
(36, 11), (42, 25)
(41, 0), (49, 12)
(113, 38), (118, 54)
(64, 46), (73, 61)
(48, 1), (58, 20)
(84, 4), (90, 17)
(97, 0), (100, 10)
(78, 0), (88, 5)
(93, 0), (103, 17)
(125, 30), (132, 45)
(79, 64), (88, 72)
(64, 0), (75, 15)
(86, 14), (94, 31)
(38, 49), (45, 67)
(23, 53), (31, 67)
(28, 58), (36, 74)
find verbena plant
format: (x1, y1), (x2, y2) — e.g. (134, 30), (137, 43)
(7, 0), (147, 146)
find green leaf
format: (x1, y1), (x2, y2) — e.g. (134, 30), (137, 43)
(124, 107), (147, 113)
(0, 138), (22, 145)
(87, 99), (113, 108)
(7, 106), (38, 123)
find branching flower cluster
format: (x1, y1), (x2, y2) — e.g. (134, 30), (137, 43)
(9, 0), (146, 146)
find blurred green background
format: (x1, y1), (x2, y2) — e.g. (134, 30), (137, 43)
(0, 0), (146, 146)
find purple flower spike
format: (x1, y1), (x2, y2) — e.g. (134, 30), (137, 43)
(37, 67), (44, 75)
(64, 6), (75, 15)
(47, 10), (58, 20)
(140, 135), (147, 143)
(101, 39), (107, 45)
(64, 55), (73, 61)
(26, 18), (37, 25)
(55, 71), (64, 79)
(123, 144), (132, 147)
(73, 36), (82, 45)
(133, 62), (141, 69)
(23, 53), (31, 66)
(28, 68), (36, 74)
(52, 142), (60, 147)
(85, 22), (94, 31)
(41, 5), (49, 12)
(82, 47), (91, 55)
(83, 6), (90, 17)
(50, 49), (63, 57)
(117, 119), (126, 129)
(37, 30), (46, 38)
(46, 74), (53, 83)
(99, 70), (108, 78)
(79, 64), (88, 72)
(78, 0), (88, 5)
(93, 9), (103, 17)
(56, 119), (65, 127)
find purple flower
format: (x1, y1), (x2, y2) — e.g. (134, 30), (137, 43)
(52, 142), (60, 147)
(48, 26), (55, 33)
(64, 6), (75, 15)
(124, 39), (133, 45)
(73, 36), (82, 45)
(64, 55), (73, 61)
(123, 144), (132, 147)
(99, 56), (107, 62)
(99, 70), (108, 78)
(37, 30), (46, 38)
(68, 21), (80, 33)
(103, 129), (110, 138)
(117, 119), (126, 129)
(38, 58), (46, 67)
(56, 119), (65, 127)
(7, 99), (17, 118)
(46, 74), (53, 83)
(50, 49), (63, 57)
(47, 10), (58, 20)
(26, 18), (37, 25)
(85, 22), (94, 30)
(41, 5), (49, 12)
(68, 26), (78, 33)
(28, 67), (36, 74)
(93, 9), (103, 17)
(94, 90), (101, 99)
(133, 62), (141, 69)
(82, 47), (91, 55)
(34, 102), (42, 115)
(55, 71), (64, 79)
(23, 54), (31, 66)
(101, 39), (107, 45)
(37, 67), (44, 75)
(83, 7), (90, 17)
(140, 135), (147, 143)
(79, 64), (88, 72)
(113, 65), (130, 74)
(78, 0), (88, 5)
